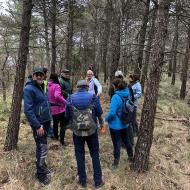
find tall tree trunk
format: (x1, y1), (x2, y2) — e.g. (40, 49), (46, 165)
(168, 35), (175, 77)
(180, 19), (190, 99)
(134, 0), (150, 76)
(50, 0), (56, 73)
(65, 0), (74, 71)
(171, 1), (179, 85)
(132, 0), (171, 172)
(4, 0), (33, 151)
(83, 31), (88, 72)
(1, 35), (9, 103)
(102, 1), (111, 83)
(1, 54), (9, 102)
(141, 8), (156, 94)
(42, 0), (51, 69)
(109, 1), (121, 82)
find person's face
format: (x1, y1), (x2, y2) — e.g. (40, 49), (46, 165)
(33, 72), (44, 85)
(128, 76), (133, 83)
(63, 72), (70, 79)
(87, 72), (93, 80)
(44, 71), (49, 79)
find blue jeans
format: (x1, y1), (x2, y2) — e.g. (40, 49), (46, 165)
(73, 131), (102, 186)
(110, 128), (133, 160)
(32, 121), (50, 176)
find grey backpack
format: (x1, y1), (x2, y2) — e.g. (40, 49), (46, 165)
(70, 95), (97, 136)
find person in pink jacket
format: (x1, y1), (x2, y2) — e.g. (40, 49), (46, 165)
(48, 73), (67, 146)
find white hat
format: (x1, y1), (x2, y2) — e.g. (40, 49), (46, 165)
(115, 70), (123, 77)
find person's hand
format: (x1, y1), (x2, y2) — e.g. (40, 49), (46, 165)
(36, 126), (44, 137)
(100, 124), (106, 134)
(97, 93), (101, 97)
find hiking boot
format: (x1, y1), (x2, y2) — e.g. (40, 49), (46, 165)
(35, 173), (50, 185)
(76, 175), (86, 188)
(77, 181), (86, 188)
(95, 181), (105, 189)
(111, 159), (119, 169)
(45, 168), (54, 175)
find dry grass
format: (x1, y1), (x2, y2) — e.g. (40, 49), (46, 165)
(0, 77), (190, 190)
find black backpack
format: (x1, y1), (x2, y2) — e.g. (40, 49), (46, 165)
(117, 86), (135, 125)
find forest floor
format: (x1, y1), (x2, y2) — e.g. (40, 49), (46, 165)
(0, 76), (190, 190)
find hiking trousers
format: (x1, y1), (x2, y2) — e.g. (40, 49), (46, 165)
(32, 121), (50, 176)
(73, 131), (102, 186)
(52, 112), (67, 145)
(110, 128), (133, 160)
(131, 107), (138, 136)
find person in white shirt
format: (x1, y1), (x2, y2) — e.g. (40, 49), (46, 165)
(86, 70), (102, 97)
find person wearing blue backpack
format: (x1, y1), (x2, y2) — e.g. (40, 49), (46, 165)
(105, 78), (133, 169)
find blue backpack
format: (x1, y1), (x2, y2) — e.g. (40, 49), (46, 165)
(117, 86), (135, 125)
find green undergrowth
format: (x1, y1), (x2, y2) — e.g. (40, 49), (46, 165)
(158, 76), (190, 117)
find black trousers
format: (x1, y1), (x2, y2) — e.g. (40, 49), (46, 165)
(32, 121), (50, 176)
(52, 112), (67, 145)
(110, 128), (133, 160)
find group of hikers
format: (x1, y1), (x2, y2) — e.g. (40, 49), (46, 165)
(23, 66), (142, 188)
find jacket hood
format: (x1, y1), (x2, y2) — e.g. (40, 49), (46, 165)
(115, 88), (129, 97)
(25, 79), (35, 86)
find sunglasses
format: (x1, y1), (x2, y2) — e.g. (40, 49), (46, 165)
(35, 73), (44, 77)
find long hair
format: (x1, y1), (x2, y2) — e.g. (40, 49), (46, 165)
(50, 73), (59, 84)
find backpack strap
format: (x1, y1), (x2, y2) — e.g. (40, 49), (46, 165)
(128, 85), (135, 102)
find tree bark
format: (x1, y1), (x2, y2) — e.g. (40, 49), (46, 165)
(4, 0), (33, 151)
(168, 35), (175, 77)
(141, 8), (156, 94)
(102, 0), (111, 83)
(180, 19), (190, 99)
(65, 0), (74, 71)
(109, 1), (121, 82)
(1, 54), (9, 102)
(42, 0), (51, 69)
(171, 1), (179, 85)
(50, 0), (56, 73)
(134, 0), (150, 76)
(132, 0), (171, 172)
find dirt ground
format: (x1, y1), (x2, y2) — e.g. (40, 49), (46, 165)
(0, 81), (190, 190)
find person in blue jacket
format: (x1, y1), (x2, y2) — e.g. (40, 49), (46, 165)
(23, 67), (52, 185)
(105, 78), (133, 168)
(66, 80), (105, 188)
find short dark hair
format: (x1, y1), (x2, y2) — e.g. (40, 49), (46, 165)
(43, 67), (48, 74)
(50, 73), (59, 84)
(132, 73), (140, 81)
(112, 78), (127, 90)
